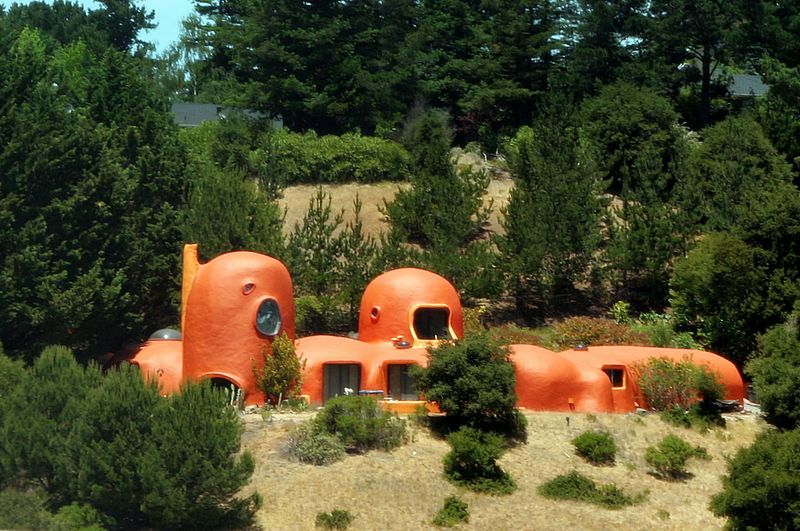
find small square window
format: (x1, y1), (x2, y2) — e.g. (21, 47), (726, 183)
(413, 307), (451, 340)
(603, 368), (625, 389)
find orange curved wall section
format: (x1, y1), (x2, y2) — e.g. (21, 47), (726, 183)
(358, 268), (464, 345)
(123, 245), (745, 412)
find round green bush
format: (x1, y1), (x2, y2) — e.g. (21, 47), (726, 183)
(645, 434), (709, 480)
(433, 495), (469, 527)
(443, 427), (516, 495)
(572, 430), (617, 465)
(538, 471), (644, 509)
(315, 508), (354, 529)
(314, 395), (407, 452)
(711, 429), (800, 530)
(284, 422), (346, 465)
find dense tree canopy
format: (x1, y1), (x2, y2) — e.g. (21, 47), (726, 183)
(0, 30), (187, 359)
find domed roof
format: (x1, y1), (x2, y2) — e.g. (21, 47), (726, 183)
(358, 268), (463, 344)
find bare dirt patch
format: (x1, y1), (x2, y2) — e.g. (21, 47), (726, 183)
(241, 410), (763, 530)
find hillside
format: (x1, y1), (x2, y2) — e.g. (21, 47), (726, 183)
(240, 411), (762, 530)
(279, 151), (514, 237)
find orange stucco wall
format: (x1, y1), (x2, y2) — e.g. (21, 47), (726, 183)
(182, 251), (295, 404)
(511, 345), (616, 413)
(296, 334), (430, 406)
(358, 268), (463, 345)
(123, 245), (745, 413)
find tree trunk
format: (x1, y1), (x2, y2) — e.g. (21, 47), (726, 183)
(700, 43), (712, 128)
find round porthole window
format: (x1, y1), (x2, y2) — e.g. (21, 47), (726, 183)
(255, 298), (281, 336)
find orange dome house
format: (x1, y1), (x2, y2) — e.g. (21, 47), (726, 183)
(120, 244), (295, 405)
(117, 244), (745, 414)
(558, 345), (746, 413)
(297, 268), (463, 411)
(510, 345), (616, 413)
(357, 268), (464, 345)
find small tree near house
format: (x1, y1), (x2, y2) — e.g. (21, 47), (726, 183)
(255, 332), (305, 406)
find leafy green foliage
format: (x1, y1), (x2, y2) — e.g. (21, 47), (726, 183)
(288, 190), (379, 323)
(679, 115), (794, 232)
(746, 312), (800, 430)
(0, 31), (187, 360)
(538, 471), (644, 509)
(183, 164), (285, 261)
(294, 295), (350, 337)
(670, 232), (767, 365)
(443, 427), (516, 495)
(261, 130), (411, 183)
(433, 495), (469, 527)
(572, 430), (617, 465)
(710, 429), (800, 531)
(314, 396), (407, 453)
(0, 488), (58, 530)
(734, 184), (800, 336)
(645, 434), (710, 480)
(550, 317), (650, 350)
(412, 333), (526, 440)
(315, 508), (354, 530)
(500, 98), (602, 310)
(634, 357), (724, 413)
(758, 58), (800, 174)
(631, 312), (702, 349)
(283, 421), (346, 466)
(382, 111), (498, 300)
(0, 347), (259, 529)
(580, 82), (683, 197)
(255, 332), (305, 406)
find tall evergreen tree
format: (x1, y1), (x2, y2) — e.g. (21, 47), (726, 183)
(500, 97), (601, 314)
(0, 31), (187, 359)
(383, 111), (498, 299)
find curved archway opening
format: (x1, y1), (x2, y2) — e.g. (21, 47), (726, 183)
(208, 376), (244, 406)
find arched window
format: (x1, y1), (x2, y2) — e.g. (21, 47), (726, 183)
(256, 298), (281, 336)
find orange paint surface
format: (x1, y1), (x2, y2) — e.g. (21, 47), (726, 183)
(358, 268), (463, 346)
(122, 245), (745, 413)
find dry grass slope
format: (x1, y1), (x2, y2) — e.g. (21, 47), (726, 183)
(240, 411), (763, 530)
(278, 151), (514, 238)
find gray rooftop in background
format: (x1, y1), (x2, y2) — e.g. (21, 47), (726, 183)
(728, 74), (769, 97)
(171, 102), (282, 128)
(171, 103), (220, 127)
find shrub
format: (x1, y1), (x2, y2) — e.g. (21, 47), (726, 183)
(443, 427), (516, 495)
(283, 421), (346, 465)
(631, 312), (705, 350)
(710, 429), (800, 530)
(634, 356), (724, 414)
(0, 488), (57, 530)
(538, 471), (644, 509)
(314, 395), (407, 452)
(295, 294), (350, 336)
(550, 317), (650, 350)
(572, 430), (617, 465)
(254, 332), (305, 405)
(263, 129), (411, 184)
(746, 314), (800, 430)
(645, 434), (709, 480)
(412, 333), (527, 441)
(315, 509), (354, 529)
(52, 502), (109, 530)
(433, 495), (469, 527)
(488, 324), (548, 347)
(462, 306), (486, 334)
(0, 348), (260, 529)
